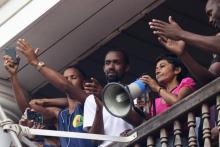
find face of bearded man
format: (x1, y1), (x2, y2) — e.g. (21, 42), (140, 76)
(206, 0), (220, 29)
(103, 51), (129, 83)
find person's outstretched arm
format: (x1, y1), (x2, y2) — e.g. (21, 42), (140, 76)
(16, 38), (87, 104)
(4, 55), (29, 113)
(30, 97), (68, 107)
(29, 99), (60, 121)
(149, 16), (220, 54)
(156, 36), (217, 84)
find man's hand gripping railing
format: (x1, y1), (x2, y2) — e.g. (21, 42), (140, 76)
(0, 105), (37, 147)
(0, 119), (30, 138)
(0, 119), (137, 143)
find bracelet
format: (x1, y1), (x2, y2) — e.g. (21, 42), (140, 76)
(36, 61), (45, 71)
(158, 87), (163, 95)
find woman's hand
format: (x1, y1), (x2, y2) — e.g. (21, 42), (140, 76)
(139, 75), (160, 93)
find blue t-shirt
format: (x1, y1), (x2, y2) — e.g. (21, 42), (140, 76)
(43, 144), (57, 147)
(58, 104), (94, 147)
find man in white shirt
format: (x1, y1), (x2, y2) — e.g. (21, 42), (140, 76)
(83, 49), (144, 146)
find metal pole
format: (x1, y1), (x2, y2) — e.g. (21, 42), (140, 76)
(0, 105), (22, 147)
(28, 128), (137, 142)
(21, 136), (37, 147)
(0, 105), (137, 145)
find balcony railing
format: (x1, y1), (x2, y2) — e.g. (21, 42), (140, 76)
(110, 77), (220, 147)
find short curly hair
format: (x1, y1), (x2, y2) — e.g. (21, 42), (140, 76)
(155, 54), (188, 83)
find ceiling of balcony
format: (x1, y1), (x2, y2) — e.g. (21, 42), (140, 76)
(0, 0), (218, 98)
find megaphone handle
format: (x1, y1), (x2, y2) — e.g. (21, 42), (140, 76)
(133, 106), (147, 120)
(152, 96), (156, 116)
(144, 91), (156, 117)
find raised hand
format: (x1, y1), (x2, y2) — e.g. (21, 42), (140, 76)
(16, 38), (39, 65)
(149, 16), (184, 40)
(3, 55), (20, 76)
(158, 36), (186, 56)
(83, 77), (103, 98)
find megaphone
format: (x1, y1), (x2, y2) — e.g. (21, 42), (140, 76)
(102, 80), (150, 118)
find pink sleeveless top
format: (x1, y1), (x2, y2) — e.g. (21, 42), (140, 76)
(151, 77), (196, 116)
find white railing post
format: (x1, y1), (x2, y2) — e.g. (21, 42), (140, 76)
(0, 105), (22, 147)
(173, 120), (182, 147)
(147, 136), (154, 147)
(160, 128), (168, 147)
(188, 112), (197, 147)
(202, 104), (211, 147)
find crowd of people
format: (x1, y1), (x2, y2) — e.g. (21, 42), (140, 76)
(2, 0), (220, 146)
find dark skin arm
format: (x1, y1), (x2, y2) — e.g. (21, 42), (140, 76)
(209, 61), (220, 76)
(29, 98), (68, 107)
(179, 52), (216, 84)
(86, 97), (104, 145)
(156, 36), (217, 84)
(178, 32), (220, 54)
(123, 110), (144, 127)
(149, 16), (220, 54)
(11, 76), (29, 113)
(4, 56), (63, 124)
(38, 66), (87, 104)
(86, 98), (104, 134)
(84, 78), (104, 145)
(29, 99), (60, 121)
(211, 126), (219, 145)
(4, 56), (29, 113)
(16, 38), (87, 104)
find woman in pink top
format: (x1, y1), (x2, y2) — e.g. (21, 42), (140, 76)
(140, 54), (196, 116)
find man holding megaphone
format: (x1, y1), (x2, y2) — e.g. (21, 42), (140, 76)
(101, 54), (196, 146)
(83, 49), (144, 147)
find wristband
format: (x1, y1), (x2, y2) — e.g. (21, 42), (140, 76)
(36, 61), (45, 71)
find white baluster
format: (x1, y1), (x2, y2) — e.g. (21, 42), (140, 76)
(160, 128), (168, 147)
(202, 104), (211, 147)
(147, 136), (154, 147)
(173, 120), (182, 147)
(187, 112), (197, 147)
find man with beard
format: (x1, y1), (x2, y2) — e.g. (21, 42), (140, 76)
(148, 0), (220, 145)
(148, 0), (220, 85)
(83, 50), (144, 147)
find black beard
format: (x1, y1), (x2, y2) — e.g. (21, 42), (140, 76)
(217, 21), (220, 29)
(210, 19), (220, 29)
(106, 75), (120, 83)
